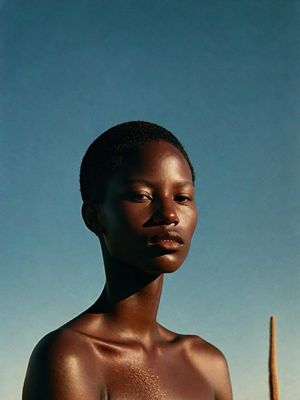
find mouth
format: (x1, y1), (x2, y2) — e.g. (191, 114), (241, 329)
(148, 231), (184, 251)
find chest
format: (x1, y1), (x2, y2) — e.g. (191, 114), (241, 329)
(97, 353), (215, 400)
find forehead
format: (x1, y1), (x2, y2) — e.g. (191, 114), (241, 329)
(118, 140), (193, 181)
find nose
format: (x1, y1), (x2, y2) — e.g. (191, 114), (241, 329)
(151, 197), (179, 226)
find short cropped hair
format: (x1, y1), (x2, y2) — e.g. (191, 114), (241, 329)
(80, 121), (195, 202)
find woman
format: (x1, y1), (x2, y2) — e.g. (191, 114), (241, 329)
(23, 121), (232, 400)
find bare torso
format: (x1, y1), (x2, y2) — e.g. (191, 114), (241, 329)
(70, 318), (214, 400)
(23, 312), (231, 400)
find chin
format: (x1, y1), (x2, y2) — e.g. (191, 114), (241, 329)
(146, 253), (185, 274)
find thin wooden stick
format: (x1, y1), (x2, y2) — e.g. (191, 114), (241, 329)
(269, 316), (280, 400)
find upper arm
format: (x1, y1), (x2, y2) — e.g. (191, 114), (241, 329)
(22, 331), (99, 400)
(188, 336), (233, 400)
(210, 351), (232, 400)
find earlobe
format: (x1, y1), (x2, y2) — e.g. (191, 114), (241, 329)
(81, 202), (105, 236)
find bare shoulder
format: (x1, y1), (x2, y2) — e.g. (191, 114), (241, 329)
(182, 334), (227, 362)
(181, 334), (233, 400)
(27, 327), (93, 367)
(23, 327), (99, 400)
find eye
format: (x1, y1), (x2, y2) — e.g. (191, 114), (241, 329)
(174, 194), (192, 203)
(129, 192), (153, 202)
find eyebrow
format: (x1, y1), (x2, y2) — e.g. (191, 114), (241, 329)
(124, 179), (194, 188)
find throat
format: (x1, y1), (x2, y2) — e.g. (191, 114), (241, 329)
(89, 273), (164, 343)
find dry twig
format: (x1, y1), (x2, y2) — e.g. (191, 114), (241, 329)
(269, 316), (280, 400)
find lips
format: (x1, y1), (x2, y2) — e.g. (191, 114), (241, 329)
(149, 231), (184, 250)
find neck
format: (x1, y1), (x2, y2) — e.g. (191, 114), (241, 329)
(88, 244), (164, 342)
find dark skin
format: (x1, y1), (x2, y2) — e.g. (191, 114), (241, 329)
(23, 140), (232, 400)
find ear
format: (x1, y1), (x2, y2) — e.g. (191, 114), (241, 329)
(81, 201), (105, 236)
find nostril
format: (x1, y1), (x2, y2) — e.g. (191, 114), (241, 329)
(150, 197), (180, 226)
(153, 209), (179, 226)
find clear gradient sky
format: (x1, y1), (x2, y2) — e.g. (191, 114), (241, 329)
(1, 1), (299, 399)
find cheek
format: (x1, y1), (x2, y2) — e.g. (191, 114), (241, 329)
(116, 203), (151, 232)
(102, 205), (146, 251)
(180, 207), (198, 236)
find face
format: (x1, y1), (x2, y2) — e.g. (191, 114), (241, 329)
(97, 140), (198, 275)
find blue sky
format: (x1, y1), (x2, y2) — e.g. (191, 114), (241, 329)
(1, 1), (299, 399)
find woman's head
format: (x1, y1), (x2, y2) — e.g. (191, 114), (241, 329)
(80, 121), (197, 275)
